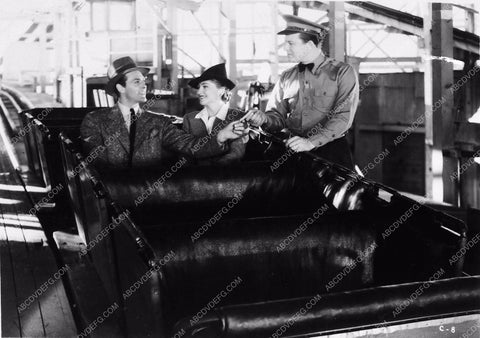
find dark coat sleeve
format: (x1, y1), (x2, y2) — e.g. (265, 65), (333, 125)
(161, 119), (229, 159)
(80, 110), (109, 168)
(215, 109), (247, 164)
(182, 114), (192, 134)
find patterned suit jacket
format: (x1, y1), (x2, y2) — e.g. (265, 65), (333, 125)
(182, 108), (246, 164)
(80, 104), (228, 169)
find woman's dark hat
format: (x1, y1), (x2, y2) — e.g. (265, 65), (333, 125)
(188, 63), (235, 90)
(106, 56), (149, 95)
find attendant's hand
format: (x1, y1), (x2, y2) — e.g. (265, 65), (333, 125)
(217, 121), (248, 143)
(285, 136), (316, 152)
(242, 109), (267, 127)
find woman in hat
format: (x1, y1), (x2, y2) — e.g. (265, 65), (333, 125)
(183, 63), (247, 164)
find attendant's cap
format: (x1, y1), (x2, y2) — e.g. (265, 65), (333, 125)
(278, 14), (329, 39)
(106, 56), (149, 96)
(188, 63), (235, 90)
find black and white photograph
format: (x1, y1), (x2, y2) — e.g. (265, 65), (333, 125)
(0, 0), (479, 337)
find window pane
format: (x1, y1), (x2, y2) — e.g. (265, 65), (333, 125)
(109, 1), (134, 31)
(91, 2), (107, 31)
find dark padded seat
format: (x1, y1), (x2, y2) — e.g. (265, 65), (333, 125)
(174, 276), (480, 337)
(99, 161), (333, 226)
(99, 156), (383, 228)
(138, 211), (380, 332)
(121, 201), (466, 335)
(58, 133), (469, 337)
(20, 108), (93, 192)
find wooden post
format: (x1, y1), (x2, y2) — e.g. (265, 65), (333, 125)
(155, 19), (164, 91)
(227, 1), (238, 107)
(53, 8), (65, 102)
(270, 0), (279, 84)
(39, 23), (47, 94)
(328, 2), (346, 62)
(167, 1), (178, 93)
(424, 3), (456, 204)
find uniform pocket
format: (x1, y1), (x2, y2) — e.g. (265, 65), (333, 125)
(313, 87), (337, 111)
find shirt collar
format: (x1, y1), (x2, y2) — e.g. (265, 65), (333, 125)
(312, 54), (328, 72)
(118, 102), (140, 118)
(304, 54), (327, 73)
(194, 103), (229, 121)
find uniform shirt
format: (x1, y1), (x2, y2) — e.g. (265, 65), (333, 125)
(264, 55), (359, 147)
(118, 102), (140, 132)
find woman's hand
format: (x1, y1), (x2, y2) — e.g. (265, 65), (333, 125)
(217, 121), (248, 143)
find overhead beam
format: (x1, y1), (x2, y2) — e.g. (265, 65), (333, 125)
(191, 11), (225, 62)
(344, 2), (479, 55)
(344, 2), (421, 36)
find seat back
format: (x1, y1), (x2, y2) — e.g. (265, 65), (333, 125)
(113, 211), (379, 336)
(175, 276), (480, 338)
(81, 151), (468, 337)
(59, 133), (120, 305)
(114, 199), (467, 336)
(20, 108), (93, 189)
(59, 132), (87, 242)
(100, 159), (356, 228)
(22, 112), (44, 180)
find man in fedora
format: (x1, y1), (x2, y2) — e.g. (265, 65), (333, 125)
(81, 56), (246, 169)
(244, 14), (359, 169)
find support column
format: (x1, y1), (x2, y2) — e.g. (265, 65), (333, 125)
(39, 23), (48, 94)
(328, 2), (345, 62)
(270, 0), (279, 84)
(424, 3), (456, 204)
(53, 8), (64, 101)
(227, 1), (237, 107)
(167, 1), (178, 93)
(155, 19), (164, 91)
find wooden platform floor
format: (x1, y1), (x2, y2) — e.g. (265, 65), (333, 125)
(0, 116), (77, 336)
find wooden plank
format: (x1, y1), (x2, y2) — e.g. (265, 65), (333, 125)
(0, 206), (22, 337)
(0, 166), (46, 337)
(0, 130), (76, 337)
(60, 249), (123, 338)
(3, 172), (76, 337)
(27, 242), (77, 337)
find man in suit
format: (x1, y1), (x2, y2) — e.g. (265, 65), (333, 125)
(244, 15), (359, 169)
(81, 57), (246, 169)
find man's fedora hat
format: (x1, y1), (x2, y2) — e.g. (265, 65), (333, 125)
(106, 56), (149, 96)
(188, 63), (235, 90)
(278, 14), (329, 39)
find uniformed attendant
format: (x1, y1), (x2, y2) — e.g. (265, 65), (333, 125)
(244, 14), (359, 169)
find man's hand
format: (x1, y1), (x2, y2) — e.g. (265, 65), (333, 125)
(285, 136), (316, 152)
(242, 109), (267, 127)
(217, 121), (248, 143)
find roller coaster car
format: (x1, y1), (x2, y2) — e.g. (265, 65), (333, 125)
(19, 107), (480, 337)
(18, 106), (181, 203)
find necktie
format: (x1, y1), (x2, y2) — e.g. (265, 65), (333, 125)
(129, 108), (136, 168)
(298, 63), (314, 72)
